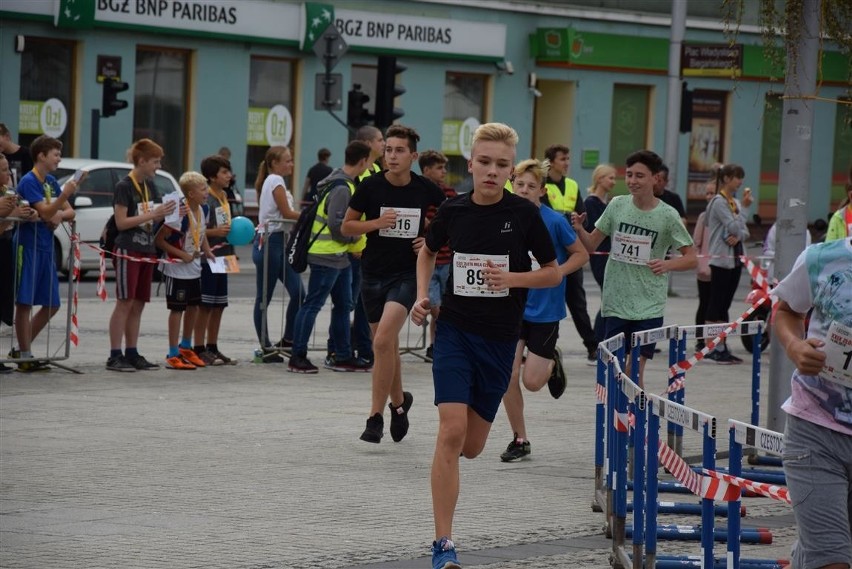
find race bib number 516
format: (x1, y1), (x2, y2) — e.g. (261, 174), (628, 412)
(378, 207), (421, 238)
(453, 253), (510, 297)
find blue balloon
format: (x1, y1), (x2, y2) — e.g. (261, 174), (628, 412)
(226, 216), (255, 246)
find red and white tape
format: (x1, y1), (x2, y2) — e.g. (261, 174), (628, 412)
(665, 256), (772, 389)
(703, 468), (791, 504)
(69, 235), (81, 346)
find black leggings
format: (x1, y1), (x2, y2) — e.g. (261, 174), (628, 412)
(706, 265), (742, 322)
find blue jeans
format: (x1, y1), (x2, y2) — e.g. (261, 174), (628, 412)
(327, 255), (373, 358)
(252, 232), (305, 347)
(293, 263), (352, 359)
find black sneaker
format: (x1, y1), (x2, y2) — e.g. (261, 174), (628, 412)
(214, 350), (236, 365)
(126, 353), (160, 371)
(288, 354), (318, 374)
(329, 356), (371, 373)
(360, 413), (384, 443)
(0, 363), (13, 374)
(274, 338), (293, 355)
(354, 355), (373, 370)
(259, 352), (284, 363)
(586, 348), (597, 366)
(425, 345), (434, 362)
(500, 434), (531, 462)
(323, 353), (337, 370)
(705, 350), (737, 365)
(357, 352), (374, 367)
(547, 347), (566, 399)
(725, 350), (744, 364)
(389, 391), (414, 442)
(106, 355), (137, 372)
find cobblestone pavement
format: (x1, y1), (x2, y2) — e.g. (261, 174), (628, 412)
(1, 269), (795, 568)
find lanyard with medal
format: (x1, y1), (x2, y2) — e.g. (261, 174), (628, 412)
(129, 173), (152, 230)
(210, 186), (231, 226)
(31, 167), (52, 206)
(187, 204), (202, 258)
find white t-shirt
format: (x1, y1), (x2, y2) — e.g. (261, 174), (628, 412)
(258, 174), (294, 234)
(773, 238), (852, 434)
(161, 205), (207, 280)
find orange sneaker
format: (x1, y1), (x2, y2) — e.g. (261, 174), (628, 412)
(179, 348), (206, 367)
(166, 355), (196, 370)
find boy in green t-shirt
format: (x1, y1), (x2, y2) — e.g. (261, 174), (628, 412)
(572, 150), (696, 383)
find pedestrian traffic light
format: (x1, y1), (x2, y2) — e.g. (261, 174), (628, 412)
(347, 84), (372, 129)
(374, 56), (406, 129)
(102, 77), (129, 118)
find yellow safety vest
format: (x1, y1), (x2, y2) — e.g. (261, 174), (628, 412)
(504, 179), (513, 193)
(309, 180), (357, 255)
(350, 164), (379, 253)
(545, 178), (580, 213)
(356, 162), (381, 184)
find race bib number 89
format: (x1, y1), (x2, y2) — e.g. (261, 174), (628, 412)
(453, 253), (510, 297)
(378, 207), (421, 238)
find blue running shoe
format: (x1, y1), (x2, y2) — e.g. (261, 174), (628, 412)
(431, 537), (461, 569)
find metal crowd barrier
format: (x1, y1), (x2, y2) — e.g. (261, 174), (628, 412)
(0, 217), (80, 373)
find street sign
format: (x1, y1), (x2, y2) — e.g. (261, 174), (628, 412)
(315, 73), (343, 111)
(312, 23), (348, 71)
(96, 55), (122, 84)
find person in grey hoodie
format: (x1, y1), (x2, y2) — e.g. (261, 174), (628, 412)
(287, 141), (372, 373)
(705, 163), (752, 364)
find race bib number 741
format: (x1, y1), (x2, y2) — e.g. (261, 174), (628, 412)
(611, 231), (652, 265)
(453, 253), (510, 297)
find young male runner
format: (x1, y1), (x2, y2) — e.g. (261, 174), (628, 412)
(499, 158), (588, 462)
(571, 150), (696, 383)
(410, 123), (561, 569)
(342, 125), (445, 444)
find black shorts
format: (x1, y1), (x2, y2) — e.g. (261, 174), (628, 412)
(200, 262), (229, 308)
(519, 320), (559, 358)
(360, 272), (417, 323)
(165, 275), (202, 312)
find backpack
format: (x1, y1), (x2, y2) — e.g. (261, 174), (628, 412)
(99, 215), (118, 253)
(286, 185), (333, 273)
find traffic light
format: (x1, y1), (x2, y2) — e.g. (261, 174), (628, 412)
(102, 77), (129, 118)
(374, 56), (406, 129)
(347, 84), (372, 129)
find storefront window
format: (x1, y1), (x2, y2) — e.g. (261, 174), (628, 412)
(245, 57), (295, 193)
(134, 47), (190, 175)
(442, 72), (487, 189)
(609, 84), (651, 174)
(685, 90), (728, 205)
(18, 38), (75, 160)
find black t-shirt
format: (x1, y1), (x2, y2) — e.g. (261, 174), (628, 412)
(3, 146), (33, 187)
(305, 162), (333, 202)
(659, 189), (686, 218)
(204, 192), (234, 256)
(426, 191), (557, 341)
(583, 195), (610, 287)
(113, 176), (157, 254)
(348, 171), (446, 277)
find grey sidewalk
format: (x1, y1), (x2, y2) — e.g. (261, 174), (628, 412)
(0, 271), (796, 568)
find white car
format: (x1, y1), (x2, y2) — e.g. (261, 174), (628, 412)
(52, 159), (180, 276)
